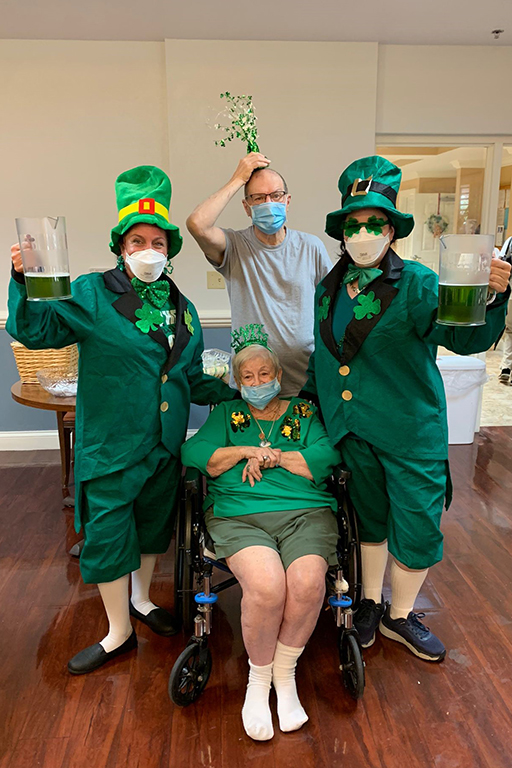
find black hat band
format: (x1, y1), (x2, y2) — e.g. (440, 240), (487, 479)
(342, 178), (398, 206)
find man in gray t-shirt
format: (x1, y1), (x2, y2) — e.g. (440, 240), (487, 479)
(187, 152), (332, 396)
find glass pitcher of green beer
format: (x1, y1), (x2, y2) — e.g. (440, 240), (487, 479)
(15, 217), (71, 301)
(437, 234), (493, 326)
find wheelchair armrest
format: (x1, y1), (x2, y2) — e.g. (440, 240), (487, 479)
(333, 466), (352, 485)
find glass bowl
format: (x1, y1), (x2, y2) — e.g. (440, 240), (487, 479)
(36, 368), (78, 397)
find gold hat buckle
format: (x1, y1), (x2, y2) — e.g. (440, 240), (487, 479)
(350, 176), (373, 197)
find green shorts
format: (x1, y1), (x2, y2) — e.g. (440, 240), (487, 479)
(204, 506), (339, 571)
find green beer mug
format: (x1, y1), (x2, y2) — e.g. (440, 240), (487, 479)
(437, 234), (493, 326)
(15, 217), (71, 302)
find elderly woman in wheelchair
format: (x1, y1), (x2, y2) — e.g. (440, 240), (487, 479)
(180, 324), (342, 741)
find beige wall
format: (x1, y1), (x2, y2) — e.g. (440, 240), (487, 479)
(165, 39), (379, 310)
(376, 45), (512, 135)
(0, 40), (169, 317)
(2, 39), (512, 320)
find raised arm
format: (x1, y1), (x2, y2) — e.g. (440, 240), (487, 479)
(186, 153), (269, 265)
(7, 243), (98, 349)
(410, 261), (511, 354)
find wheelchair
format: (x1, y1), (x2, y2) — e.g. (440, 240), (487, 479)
(169, 466), (365, 707)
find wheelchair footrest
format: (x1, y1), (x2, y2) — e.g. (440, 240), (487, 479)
(328, 595), (353, 609)
(194, 592), (218, 605)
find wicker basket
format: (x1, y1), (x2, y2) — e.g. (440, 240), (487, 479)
(10, 342), (79, 384)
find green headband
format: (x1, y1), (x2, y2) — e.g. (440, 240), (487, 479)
(231, 323), (272, 355)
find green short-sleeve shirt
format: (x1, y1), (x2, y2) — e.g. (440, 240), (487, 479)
(180, 397), (342, 517)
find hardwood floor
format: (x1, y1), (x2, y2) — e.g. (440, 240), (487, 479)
(0, 429), (511, 768)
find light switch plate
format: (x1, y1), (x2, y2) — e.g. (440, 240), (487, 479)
(207, 271), (225, 289)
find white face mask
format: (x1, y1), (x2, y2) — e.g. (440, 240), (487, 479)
(125, 248), (167, 283)
(345, 230), (390, 267)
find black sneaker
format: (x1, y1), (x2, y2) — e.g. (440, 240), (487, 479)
(498, 368), (511, 384)
(379, 604), (446, 662)
(353, 598), (385, 648)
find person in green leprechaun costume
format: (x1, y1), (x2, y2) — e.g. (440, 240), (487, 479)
(8, 165), (239, 674)
(301, 155), (511, 661)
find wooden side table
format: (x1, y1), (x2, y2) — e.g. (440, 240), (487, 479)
(11, 381), (76, 506)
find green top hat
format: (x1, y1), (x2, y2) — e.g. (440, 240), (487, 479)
(110, 165), (183, 257)
(325, 155), (414, 241)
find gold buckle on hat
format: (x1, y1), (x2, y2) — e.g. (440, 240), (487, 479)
(350, 176), (373, 197)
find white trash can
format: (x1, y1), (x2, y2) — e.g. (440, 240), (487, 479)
(436, 356), (488, 445)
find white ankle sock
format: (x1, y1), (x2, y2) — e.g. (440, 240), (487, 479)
(272, 641), (308, 733)
(131, 554), (158, 616)
(242, 661), (274, 741)
(389, 561), (428, 620)
(361, 541), (388, 604)
(97, 575), (133, 653)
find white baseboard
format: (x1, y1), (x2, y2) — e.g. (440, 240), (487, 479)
(0, 429), (197, 451)
(0, 430), (60, 451)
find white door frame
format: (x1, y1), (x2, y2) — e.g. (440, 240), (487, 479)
(376, 134), (512, 237)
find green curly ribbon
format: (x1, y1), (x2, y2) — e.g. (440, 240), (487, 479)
(184, 308), (194, 335)
(353, 291), (382, 320)
(319, 296), (331, 322)
(135, 303), (165, 333)
(131, 277), (170, 309)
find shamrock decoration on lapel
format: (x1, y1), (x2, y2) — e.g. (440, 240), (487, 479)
(318, 295), (331, 322)
(184, 308), (194, 335)
(135, 304), (164, 333)
(230, 411), (251, 433)
(353, 291), (381, 321)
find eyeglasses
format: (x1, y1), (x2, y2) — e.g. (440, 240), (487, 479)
(342, 215), (390, 238)
(245, 190), (287, 205)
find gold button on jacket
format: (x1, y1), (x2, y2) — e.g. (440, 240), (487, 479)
(160, 401), (169, 412)
(161, 374), (168, 384)
(341, 390), (353, 401)
(339, 365), (350, 376)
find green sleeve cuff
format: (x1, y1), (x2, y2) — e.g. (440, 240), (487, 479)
(301, 443), (342, 486)
(181, 438), (219, 476)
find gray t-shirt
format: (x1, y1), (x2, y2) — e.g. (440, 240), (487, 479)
(210, 225), (332, 396)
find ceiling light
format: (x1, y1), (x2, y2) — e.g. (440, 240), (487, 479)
(491, 29), (504, 39)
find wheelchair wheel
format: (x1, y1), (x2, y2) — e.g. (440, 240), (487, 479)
(339, 631), (365, 700)
(337, 490), (362, 607)
(169, 641), (212, 707)
(174, 476), (201, 632)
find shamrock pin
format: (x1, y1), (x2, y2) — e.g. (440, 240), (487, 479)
(353, 291), (382, 321)
(135, 303), (164, 333)
(318, 295), (331, 322)
(184, 308), (194, 335)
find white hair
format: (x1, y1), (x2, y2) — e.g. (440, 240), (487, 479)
(232, 344), (280, 383)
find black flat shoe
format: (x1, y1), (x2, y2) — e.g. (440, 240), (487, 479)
(67, 630), (137, 675)
(129, 601), (179, 637)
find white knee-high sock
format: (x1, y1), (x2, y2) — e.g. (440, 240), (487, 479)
(98, 574), (132, 652)
(131, 554), (158, 616)
(361, 541), (388, 603)
(272, 641), (308, 733)
(390, 560), (428, 620)
(242, 661), (274, 741)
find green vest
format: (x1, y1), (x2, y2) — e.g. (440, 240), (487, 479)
(7, 268), (238, 483)
(302, 250), (510, 460)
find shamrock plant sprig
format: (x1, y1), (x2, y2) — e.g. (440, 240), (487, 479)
(214, 92), (260, 153)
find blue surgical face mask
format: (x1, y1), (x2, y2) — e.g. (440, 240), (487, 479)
(241, 377), (281, 410)
(250, 202), (287, 235)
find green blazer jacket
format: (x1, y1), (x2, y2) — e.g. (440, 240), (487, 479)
(7, 268), (238, 484)
(301, 250), (510, 460)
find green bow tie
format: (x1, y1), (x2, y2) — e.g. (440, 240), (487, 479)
(131, 277), (170, 309)
(343, 264), (383, 291)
